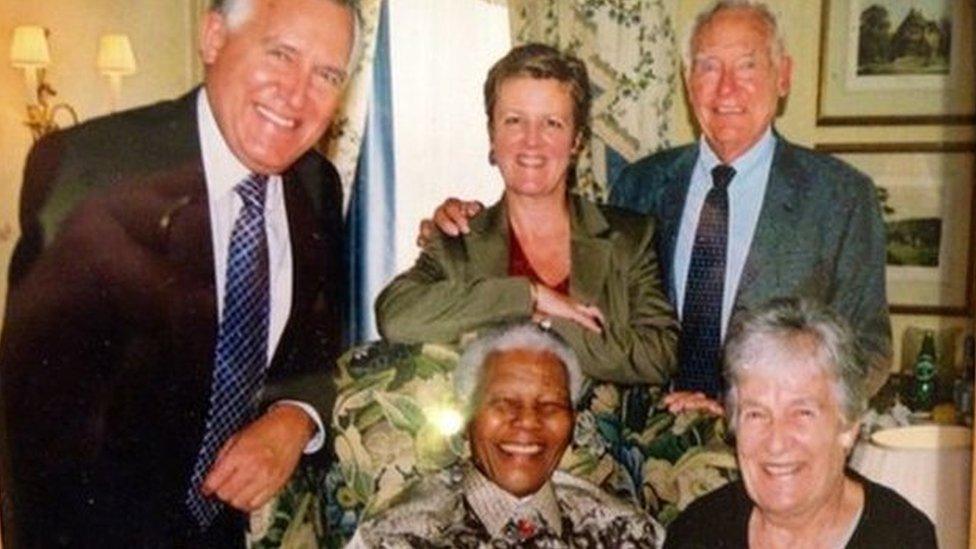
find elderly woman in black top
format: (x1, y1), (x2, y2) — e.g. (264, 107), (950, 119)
(665, 298), (935, 548)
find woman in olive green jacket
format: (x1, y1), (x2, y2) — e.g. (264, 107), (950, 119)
(375, 44), (678, 385)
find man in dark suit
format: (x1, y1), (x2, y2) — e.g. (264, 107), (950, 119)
(0, 0), (354, 546)
(610, 0), (890, 404)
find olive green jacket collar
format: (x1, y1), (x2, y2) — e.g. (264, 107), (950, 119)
(465, 193), (612, 303)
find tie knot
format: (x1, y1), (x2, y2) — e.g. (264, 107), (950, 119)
(711, 164), (735, 190)
(236, 173), (268, 211)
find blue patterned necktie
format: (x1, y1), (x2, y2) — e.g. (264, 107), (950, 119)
(676, 164), (735, 398)
(186, 173), (270, 528)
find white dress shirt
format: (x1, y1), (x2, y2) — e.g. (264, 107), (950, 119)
(196, 90), (323, 452)
(673, 127), (775, 339)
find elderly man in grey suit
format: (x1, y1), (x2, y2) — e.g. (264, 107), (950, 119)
(427, 0), (890, 404)
(611, 0), (890, 403)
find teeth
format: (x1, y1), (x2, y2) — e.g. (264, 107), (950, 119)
(762, 463), (801, 476)
(516, 155), (545, 168)
(716, 106), (744, 114)
(500, 443), (543, 455)
(256, 105), (296, 128)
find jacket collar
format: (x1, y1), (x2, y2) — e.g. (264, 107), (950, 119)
(465, 193), (612, 302)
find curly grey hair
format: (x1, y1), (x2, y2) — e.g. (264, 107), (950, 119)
(723, 297), (868, 428)
(683, 0), (788, 73)
(454, 324), (584, 418)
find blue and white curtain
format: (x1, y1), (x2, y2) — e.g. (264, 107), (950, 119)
(344, 0), (396, 344)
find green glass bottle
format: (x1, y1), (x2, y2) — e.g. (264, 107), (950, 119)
(913, 331), (937, 412)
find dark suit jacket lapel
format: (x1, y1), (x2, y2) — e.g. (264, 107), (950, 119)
(734, 138), (805, 312)
(273, 170), (320, 368)
(570, 196), (611, 303)
(658, 145), (698, 301)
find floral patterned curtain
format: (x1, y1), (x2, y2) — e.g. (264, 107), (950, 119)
(505, 0), (678, 201)
(320, 0), (384, 213)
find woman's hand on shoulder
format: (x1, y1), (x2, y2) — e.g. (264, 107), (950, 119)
(532, 282), (605, 334)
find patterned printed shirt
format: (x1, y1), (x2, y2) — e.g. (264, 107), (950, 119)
(347, 464), (662, 548)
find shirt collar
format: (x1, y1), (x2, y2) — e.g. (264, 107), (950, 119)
(462, 464), (563, 538)
(698, 126), (775, 179)
(196, 89), (282, 211)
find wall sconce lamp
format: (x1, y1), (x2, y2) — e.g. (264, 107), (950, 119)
(10, 27), (138, 141)
(97, 34), (137, 112)
(9, 25), (78, 141)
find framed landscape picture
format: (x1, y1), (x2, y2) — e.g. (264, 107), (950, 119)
(817, 0), (975, 125)
(816, 143), (975, 315)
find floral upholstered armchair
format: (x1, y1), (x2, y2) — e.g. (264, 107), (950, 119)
(249, 341), (738, 548)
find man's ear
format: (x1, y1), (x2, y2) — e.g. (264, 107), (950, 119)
(776, 54), (793, 98)
(199, 11), (228, 66)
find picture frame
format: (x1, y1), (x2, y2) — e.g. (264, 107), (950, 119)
(815, 142), (975, 316)
(817, 0), (975, 126)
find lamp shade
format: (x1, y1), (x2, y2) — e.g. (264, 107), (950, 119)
(10, 25), (50, 68)
(851, 425), (972, 549)
(97, 34), (137, 75)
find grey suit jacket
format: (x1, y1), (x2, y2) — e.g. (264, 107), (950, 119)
(375, 194), (679, 385)
(610, 137), (891, 395)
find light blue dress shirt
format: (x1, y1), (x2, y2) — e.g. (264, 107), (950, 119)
(673, 128), (776, 339)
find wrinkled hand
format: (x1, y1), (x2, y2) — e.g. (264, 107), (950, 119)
(533, 283), (605, 334)
(663, 390), (725, 417)
(416, 198), (484, 247)
(201, 404), (314, 512)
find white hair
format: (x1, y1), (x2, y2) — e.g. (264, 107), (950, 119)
(723, 298), (868, 429)
(210, 0), (362, 70)
(211, 0), (257, 29)
(683, 0), (787, 73)
(454, 324), (584, 417)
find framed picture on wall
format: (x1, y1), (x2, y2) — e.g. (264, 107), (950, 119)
(815, 143), (975, 316)
(817, 0), (975, 125)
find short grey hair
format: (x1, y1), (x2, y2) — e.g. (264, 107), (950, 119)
(454, 324), (583, 417)
(210, 0), (255, 28)
(683, 0), (787, 72)
(210, 0), (361, 56)
(724, 298), (867, 428)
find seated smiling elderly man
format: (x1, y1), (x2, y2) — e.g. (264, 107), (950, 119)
(665, 298), (935, 548)
(348, 324), (662, 548)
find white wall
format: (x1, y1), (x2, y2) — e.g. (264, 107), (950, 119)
(387, 0), (510, 273)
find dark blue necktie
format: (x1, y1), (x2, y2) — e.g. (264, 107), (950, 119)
(186, 173), (270, 528)
(676, 165), (735, 398)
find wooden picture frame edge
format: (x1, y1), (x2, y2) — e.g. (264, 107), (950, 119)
(815, 141), (976, 316)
